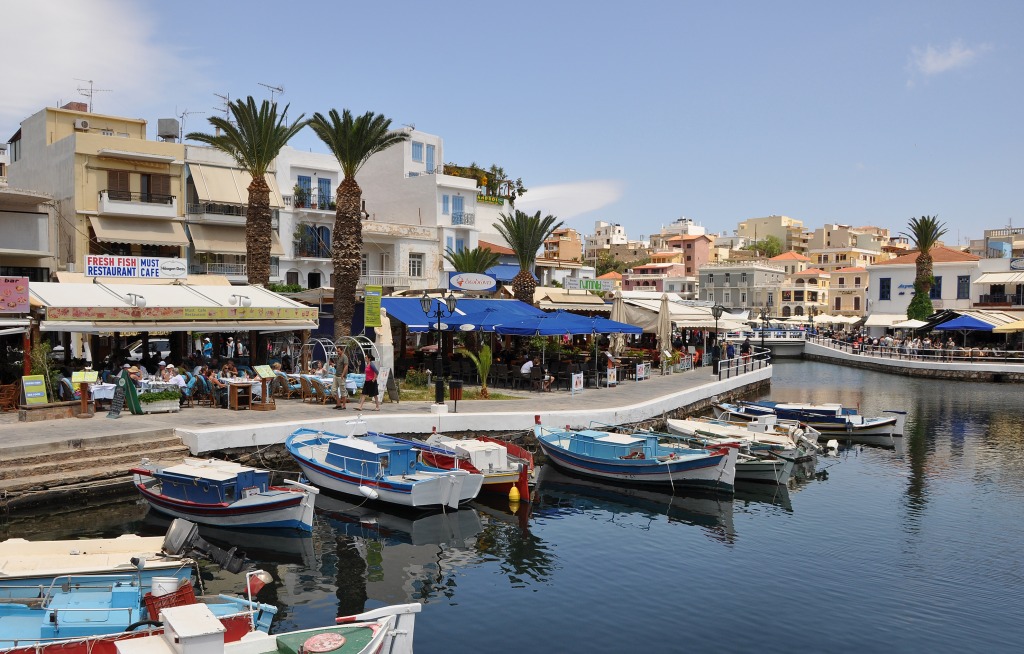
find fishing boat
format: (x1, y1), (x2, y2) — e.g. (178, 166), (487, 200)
(713, 401), (906, 444)
(415, 432), (534, 495)
(285, 427), (484, 510)
(534, 422), (737, 493)
(109, 601), (421, 654)
(0, 569), (277, 654)
(666, 415), (821, 460)
(732, 452), (796, 485)
(130, 458), (319, 532)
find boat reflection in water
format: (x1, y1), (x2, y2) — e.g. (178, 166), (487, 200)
(316, 493), (483, 548)
(533, 464), (737, 544)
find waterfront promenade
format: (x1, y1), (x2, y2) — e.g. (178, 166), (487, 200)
(0, 363), (771, 507)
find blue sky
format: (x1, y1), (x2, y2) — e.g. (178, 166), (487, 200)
(6, 0), (1021, 246)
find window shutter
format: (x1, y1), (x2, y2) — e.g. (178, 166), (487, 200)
(108, 170), (130, 200)
(151, 174), (171, 201)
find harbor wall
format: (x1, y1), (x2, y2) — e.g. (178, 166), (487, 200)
(804, 341), (1024, 383)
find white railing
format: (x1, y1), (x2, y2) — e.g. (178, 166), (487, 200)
(359, 272), (411, 287)
(811, 336), (1024, 365)
(190, 263), (280, 276)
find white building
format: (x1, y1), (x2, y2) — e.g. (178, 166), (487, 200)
(866, 246), (981, 326)
(584, 220), (628, 258)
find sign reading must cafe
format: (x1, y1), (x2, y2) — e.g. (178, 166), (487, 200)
(84, 255), (188, 279)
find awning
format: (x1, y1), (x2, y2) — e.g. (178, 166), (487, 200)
(975, 272), (1024, 284)
(486, 265), (535, 283)
(96, 149), (177, 164)
(864, 313), (904, 327)
(188, 163), (283, 208)
(538, 301), (611, 312)
(381, 297), (545, 332)
(89, 216), (189, 247)
(188, 223), (285, 256)
(0, 318), (31, 336)
(40, 319), (315, 333)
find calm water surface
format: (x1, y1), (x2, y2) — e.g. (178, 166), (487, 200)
(4, 360), (1024, 653)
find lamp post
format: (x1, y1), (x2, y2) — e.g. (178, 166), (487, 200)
(420, 291), (458, 404)
(711, 304), (724, 373)
(808, 306), (818, 335)
(759, 305), (770, 351)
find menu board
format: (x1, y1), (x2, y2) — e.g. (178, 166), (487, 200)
(72, 370), (99, 383)
(22, 375), (48, 405)
(254, 365), (275, 379)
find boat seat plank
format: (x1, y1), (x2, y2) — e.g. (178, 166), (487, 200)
(275, 625), (376, 654)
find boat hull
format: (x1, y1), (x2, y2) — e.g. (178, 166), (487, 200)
(735, 457), (794, 484)
(133, 478), (316, 532)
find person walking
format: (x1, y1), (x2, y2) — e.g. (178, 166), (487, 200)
(356, 354), (381, 411)
(202, 337), (213, 361)
(740, 337), (752, 362)
(332, 350), (350, 410)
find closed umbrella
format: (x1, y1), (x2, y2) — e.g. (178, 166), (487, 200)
(656, 293), (673, 355)
(608, 290), (627, 356)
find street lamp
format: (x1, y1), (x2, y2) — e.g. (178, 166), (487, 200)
(759, 305), (771, 350)
(420, 291), (458, 404)
(711, 304), (725, 373)
(808, 306), (818, 335)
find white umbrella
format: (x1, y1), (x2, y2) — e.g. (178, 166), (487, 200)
(656, 293), (672, 355)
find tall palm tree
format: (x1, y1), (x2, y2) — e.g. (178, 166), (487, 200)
(494, 210), (563, 304)
(903, 215), (948, 319)
(444, 246), (501, 274)
(308, 110), (409, 338)
(187, 97), (307, 285)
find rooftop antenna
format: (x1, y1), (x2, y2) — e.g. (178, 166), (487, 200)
(177, 107), (204, 142)
(74, 78), (111, 112)
(258, 82), (284, 103)
(213, 92), (231, 135)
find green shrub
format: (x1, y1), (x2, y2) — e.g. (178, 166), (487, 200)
(404, 368), (430, 388)
(139, 389), (182, 403)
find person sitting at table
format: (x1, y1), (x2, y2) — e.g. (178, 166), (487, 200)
(206, 367), (228, 408)
(166, 366), (187, 405)
(221, 360), (238, 378)
(521, 357), (553, 391)
(127, 365), (144, 386)
(156, 360), (167, 380)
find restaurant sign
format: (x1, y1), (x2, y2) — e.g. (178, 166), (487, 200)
(0, 277), (30, 313)
(564, 278), (613, 292)
(47, 305), (319, 321)
(1010, 258), (1024, 271)
(84, 255), (188, 279)
(448, 272), (496, 291)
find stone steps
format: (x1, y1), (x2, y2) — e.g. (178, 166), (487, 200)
(0, 436), (186, 478)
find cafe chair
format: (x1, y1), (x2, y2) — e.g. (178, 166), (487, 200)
(274, 370), (300, 399)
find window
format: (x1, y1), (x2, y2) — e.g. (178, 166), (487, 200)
(854, 276), (861, 287)
(741, 292), (747, 304)
(286, 271), (299, 286)
(957, 275), (970, 300)
(455, 238), (465, 253)
(411, 142), (424, 162)
(318, 178), (332, 208)
(879, 277), (891, 301)
(725, 273), (731, 284)
(446, 236), (454, 253)
(409, 253), (424, 277)
(794, 290), (804, 302)
(308, 272), (321, 289)
(853, 296), (861, 311)
(930, 276), (942, 300)
(838, 277), (845, 287)
(425, 144), (435, 172)
(360, 253), (368, 276)
(834, 296), (841, 310)
(452, 195), (464, 222)
(297, 175), (311, 207)
(740, 272), (747, 283)
(107, 170), (130, 200)
(767, 292), (774, 306)
(707, 274), (714, 284)
(442, 195), (449, 215)
(724, 292), (731, 304)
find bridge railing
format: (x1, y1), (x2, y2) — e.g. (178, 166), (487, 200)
(810, 335), (1024, 365)
(714, 346), (772, 380)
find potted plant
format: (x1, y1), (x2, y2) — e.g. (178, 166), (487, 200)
(139, 389), (181, 413)
(292, 184), (308, 208)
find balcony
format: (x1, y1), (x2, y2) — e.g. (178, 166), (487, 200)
(451, 211), (475, 226)
(98, 190), (177, 219)
(282, 194), (335, 212)
(186, 202), (277, 228)
(189, 262), (280, 277)
(358, 271), (411, 289)
(976, 293), (1024, 307)
(294, 242), (331, 259)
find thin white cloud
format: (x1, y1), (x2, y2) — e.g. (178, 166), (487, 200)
(515, 180), (625, 221)
(1, 0), (208, 131)
(909, 39), (991, 77)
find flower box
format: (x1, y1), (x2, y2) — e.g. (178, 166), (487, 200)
(141, 399), (180, 413)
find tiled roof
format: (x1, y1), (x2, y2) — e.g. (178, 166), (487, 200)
(597, 271), (622, 279)
(770, 251), (812, 261)
(872, 245), (979, 266)
(833, 266), (867, 273)
(479, 240), (514, 255)
(794, 267), (830, 276)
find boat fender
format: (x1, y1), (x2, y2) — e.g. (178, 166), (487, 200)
(125, 620), (163, 632)
(358, 485), (379, 500)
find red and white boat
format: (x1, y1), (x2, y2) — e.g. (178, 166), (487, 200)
(420, 433), (535, 495)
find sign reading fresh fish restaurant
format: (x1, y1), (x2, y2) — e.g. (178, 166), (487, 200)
(84, 255), (188, 279)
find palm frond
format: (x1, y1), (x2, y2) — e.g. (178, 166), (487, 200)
(902, 215), (947, 252)
(444, 246), (502, 274)
(187, 97), (307, 177)
(494, 210), (564, 270)
(308, 109), (409, 179)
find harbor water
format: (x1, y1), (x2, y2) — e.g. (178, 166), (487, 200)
(3, 359), (1023, 652)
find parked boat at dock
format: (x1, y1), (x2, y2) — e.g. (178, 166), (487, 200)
(417, 432), (535, 495)
(0, 570), (277, 654)
(110, 601), (421, 654)
(713, 400), (906, 444)
(534, 423), (737, 492)
(285, 427), (484, 510)
(666, 414), (821, 459)
(130, 458), (318, 532)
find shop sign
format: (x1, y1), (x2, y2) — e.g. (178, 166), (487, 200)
(84, 255), (188, 279)
(0, 277), (29, 313)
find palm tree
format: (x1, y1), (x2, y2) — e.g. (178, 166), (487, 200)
(187, 97), (307, 285)
(495, 210), (563, 304)
(444, 246), (501, 274)
(903, 215), (948, 320)
(308, 110), (409, 338)
(458, 344), (493, 398)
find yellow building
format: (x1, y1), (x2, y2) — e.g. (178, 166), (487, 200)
(7, 103), (186, 271)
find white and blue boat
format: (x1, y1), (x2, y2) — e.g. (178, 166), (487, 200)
(130, 458), (318, 532)
(713, 400), (906, 445)
(285, 427), (484, 510)
(534, 423), (737, 493)
(0, 570), (277, 653)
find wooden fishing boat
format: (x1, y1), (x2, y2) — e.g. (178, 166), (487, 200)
(666, 415), (821, 461)
(0, 570), (277, 654)
(713, 401), (906, 444)
(130, 459), (318, 532)
(286, 428), (483, 510)
(416, 433), (534, 495)
(112, 601), (421, 654)
(534, 422), (737, 493)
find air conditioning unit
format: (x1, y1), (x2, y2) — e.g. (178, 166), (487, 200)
(73, 118), (90, 130)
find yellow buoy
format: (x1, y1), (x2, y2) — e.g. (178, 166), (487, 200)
(508, 485), (521, 502)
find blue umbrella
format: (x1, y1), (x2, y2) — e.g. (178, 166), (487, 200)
(494, 311), (596, 336)
(934, 314), (995, 345)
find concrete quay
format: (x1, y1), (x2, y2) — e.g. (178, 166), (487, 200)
(0, 365), (771, 510)
(805, 339), (1024, 382)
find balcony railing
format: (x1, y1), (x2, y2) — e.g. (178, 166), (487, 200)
(359, 272), (411, 288)
(98, 190), (178, 218)
(451, 211), (475, 226)
(187, 202), (244, 216)
(294, 242), (331, 259)
(977, 293), (1024, 306)
(283, 194), (334, 211)
(189, 262), (280, 277)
